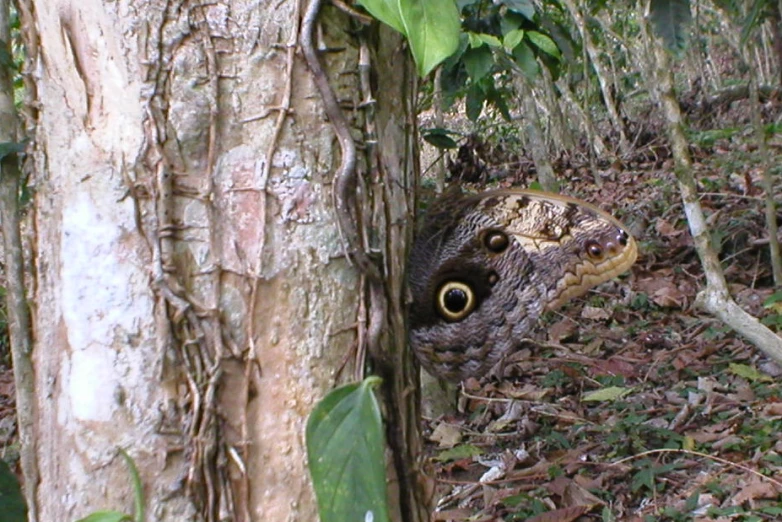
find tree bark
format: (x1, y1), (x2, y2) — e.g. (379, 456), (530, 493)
(21, 0), (423, 520)
(516, 78), (558, 191)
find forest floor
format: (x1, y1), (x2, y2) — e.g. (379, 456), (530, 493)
(420, 100), (782, 521)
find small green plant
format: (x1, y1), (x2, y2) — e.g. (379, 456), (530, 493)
(761, 290), (782, 332)
(631, 459), (684, 495)
(75, 449), (144, 522)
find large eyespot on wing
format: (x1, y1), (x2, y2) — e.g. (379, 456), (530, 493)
(436, 281), (476, 322)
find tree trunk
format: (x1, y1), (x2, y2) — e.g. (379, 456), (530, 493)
(640, 6), (782, 369)
(516, 78), (558, 191)
(20, 0), (423, 520)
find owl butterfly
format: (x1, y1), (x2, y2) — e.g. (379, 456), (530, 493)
(408, 189), (638, 382)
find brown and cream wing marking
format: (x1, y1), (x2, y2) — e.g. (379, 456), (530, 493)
(407, 189), (637, 382)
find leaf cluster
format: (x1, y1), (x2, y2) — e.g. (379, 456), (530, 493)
(441, 0), (565, 121)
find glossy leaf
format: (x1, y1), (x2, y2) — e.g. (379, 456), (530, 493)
(475, 33), (502, 48)
(526, 31), (560, 59)
(356, 0), (406, 34)
(503, 29), (525, 51)
(399, 0), (461, 77)
(307, 376), (389, 522)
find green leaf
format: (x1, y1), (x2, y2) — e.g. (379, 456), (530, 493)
(0, 460), (27, 522)
(728, 363), (773, 383)
(503, 29), (525, 51)
(0, 141), (25, 161)
(399, 0), (461, 77)
(356, 0), (406, 34)
(465, 83), (486, 121)
(512, 41), (539, 80)
(306, 376), (389, 522)
(500, 11), (525, 35)
(503, 0), (535, 19)
(486, 83), (511, 121)
(463, 45), (494, 82)
(434, 444), (483, 462)
(422, 128), (459, 149)
(476, 33), (502, 48)
(118, 449), (144, 522)
(649, 0), (692, 54)
(582, 386), (632, 402)
(75, 511), (132, 522)
(526, 31), (560, 59)
(763, 290), (782, 307)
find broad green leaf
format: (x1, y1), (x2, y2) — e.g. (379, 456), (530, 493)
(476, 33), (502, 48)
(440, 36), (469, 107)
(75, 511), (132, 522)
(512, 41), (539, 80)
(0, 460), (27, 522)
(503, 0), (535, 19)
(526, 31), (560, 59)
(582, 386), (631, 402)
(399, 0), (461, 77)
(463, 45), (494, 82)
(649, 0), (692, 54)
(434, 444), (483, 462)
(501, 11), (525, 35)
(728, 363), (773, 383)
(503, 29), (525, 51)
(306, 376), (389, 522)
(356, 0), (406, 34)
(465, 83), (486, 121)
(468, 32), (484, 49)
